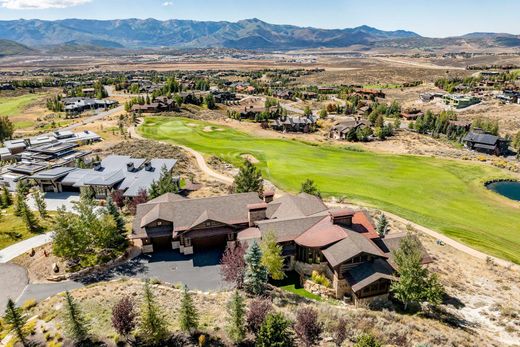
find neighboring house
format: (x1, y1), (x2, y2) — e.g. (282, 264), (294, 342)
(400, 109), (424, 121)
(271, 116), (318, 133)
(329, 118), (369, 140)
(355, 89), (386, 99)
(211, 90), (237, 103)
(463, 131), (510, 156)
(0, 131), (102, 191)
(273, 90), (294, 100)
(132, 191), (432, 305)
(131, 97), (176, 113)
(30, 155), (178, 198)
(63, 97), (118, 115)
(442, 94), (481, 109)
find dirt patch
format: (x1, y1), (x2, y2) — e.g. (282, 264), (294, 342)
(10, 243), (66, 283)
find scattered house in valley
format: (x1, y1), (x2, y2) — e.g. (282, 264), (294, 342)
(400, 109), (424, 121)
(442, 94), (481, 109)
(131, 96), (176, 113)
(63, 97), (118, 116)
(420, 92), (444, 103)
(300, 91), (318, 100)
(355, 89), (386, 99)
(496, 89), (520, 104)
(273, 89), (294, 100)
(329, 118), (369, 140)
(211, 90), (237, 103)
(0, 83), (15, 90)
(271, 115), (318, 133)
(132, 191), (432, 305)
(30, 155), (178, 198)
(462, 131), (510, 156)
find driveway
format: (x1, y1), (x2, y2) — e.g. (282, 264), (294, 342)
(16, 249), (227, 305)
(27, 192), (80, 212)
(0, 264), (28, 310)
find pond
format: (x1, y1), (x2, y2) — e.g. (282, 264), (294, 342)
(487, 181), (520, 201)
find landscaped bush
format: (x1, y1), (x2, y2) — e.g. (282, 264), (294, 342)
(311, 271), (330, 288)
(21, 299), (37, 311)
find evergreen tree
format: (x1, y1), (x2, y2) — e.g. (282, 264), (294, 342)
(13, 181), (29, 217)
(20, 198), (39, 232)
(4, 298), (29, 347)
(63, 291), (89, 344)
(32, 189), (48, 219)
(256, 312), (294, 347)
(0, 116), (14, 143)
(243, 241), (268, 295)
(390, 234), (444, 310)
(204, 93), (216, 109)
(300, 179), (321, 198)
(179, 285), (199, 334)
(234, 160), (263, 195)
(260, 230), (285, 280)
(226, 290), (246, 344)
(1, 185), (12, 208)
(376, 214), (388, 237)
(139, 280), (169, 345)
(149, 165), (178, 199)
(106, 195), (126, 235)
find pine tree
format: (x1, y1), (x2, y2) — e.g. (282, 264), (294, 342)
(149, 165), (178, 199)
(106, 195), (126, 235)
(4, 298), (29, 347)
(226, 290), (246, 343)
(300, 179), (321, 198)
(243, 241), (268, 295)
(32, 189), (48, 219)
(139, 280), (169, 345)
(233, 160), (263, 195)
(63, 291), (89, 343)
(260, 230), (285, 280)
(376, 214), (388, 237)
(1, 186), (12, 208)
(256, 312), (294, 347)
(20, 199), (40, 233)
(179, 285), (199, 334)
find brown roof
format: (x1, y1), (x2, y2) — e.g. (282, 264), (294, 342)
(346, 259), (397, 292)
(256, 215), (326, 243)
(266, 193), (329, 220)
(295, 216), (348, 248)
(351, 211), (378, 238)
(133, 192), (262, 236)
(376, 232), (433, 266)
(322, 229), (386, 268)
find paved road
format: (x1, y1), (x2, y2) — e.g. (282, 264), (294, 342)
(0, 233), (54, 263)
(62, 105), (124, 131)
(0, 264), (28, 310)
(16, 249), (226, 305)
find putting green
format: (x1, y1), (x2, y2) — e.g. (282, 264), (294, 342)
(140, 117), (520, 264)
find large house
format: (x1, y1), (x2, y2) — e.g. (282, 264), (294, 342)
(329, 118), (369, 140)
(132, 192), (431, 304)
(463, 131), (510, 156)
(271, 116), (318, 133)
(30, 155), (178, 198)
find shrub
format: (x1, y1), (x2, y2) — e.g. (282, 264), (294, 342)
(354, 333), (381, 347)
(294, 307), (323, 347)
(21, 299), (37, 311)
(311, 271), (330, 288)
(246, 298), (272, 335)
(256, 312), (294, 347)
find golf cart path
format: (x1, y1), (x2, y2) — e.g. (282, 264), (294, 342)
(132, 125), (518, 271)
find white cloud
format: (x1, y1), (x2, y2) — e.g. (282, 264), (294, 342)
(0, 0), (92, 9)
(162, 1), (173, 6)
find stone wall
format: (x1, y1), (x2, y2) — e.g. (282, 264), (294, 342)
(304, 279), (335, 298)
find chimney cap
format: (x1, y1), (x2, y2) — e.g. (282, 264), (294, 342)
(263, 190), (275, 197)
(247, 202), (268, 210)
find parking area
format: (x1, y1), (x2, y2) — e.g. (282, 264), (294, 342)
(16, 249), (228, 305)
(27, 192), (80, 212)
(0, 264), (28, 310)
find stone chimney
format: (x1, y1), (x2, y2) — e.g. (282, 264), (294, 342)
(263, 190), (275, 204)
(247, 202), (268, 227)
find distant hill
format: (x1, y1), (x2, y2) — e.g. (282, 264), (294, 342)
(0, 39), (34, 56)
(0, 18), (420, 50)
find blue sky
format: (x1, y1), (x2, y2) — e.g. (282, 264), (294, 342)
(0, 0), (519, 37)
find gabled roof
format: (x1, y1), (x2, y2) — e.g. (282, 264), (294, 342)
(374, 232), (433, 266)
(267, 193), (328, 220)
(255, 215), (326, 243)
(346, 259), (397, 293)
(140, 204), (175, 228)
(322, 228), (386, 268)
(294, 216), (348, 248)
(463, 132), (502, 145)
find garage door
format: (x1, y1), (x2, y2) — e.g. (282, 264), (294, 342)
(151, 236), (172, 251)
(192, 234), (228, 251)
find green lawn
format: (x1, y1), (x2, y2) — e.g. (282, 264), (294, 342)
(0, 206), (54, 250)
(270, 272), (322, 301)
(139, 117), (520, 264)
(0, 93), (42, 117)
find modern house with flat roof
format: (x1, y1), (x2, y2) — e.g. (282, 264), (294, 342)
(30, 155), (178, 198)
(132, 191), (431, 304)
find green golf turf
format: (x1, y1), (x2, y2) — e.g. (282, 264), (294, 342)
(139, 117), (520, 264)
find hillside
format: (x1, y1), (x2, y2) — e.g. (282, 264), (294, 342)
(0, 39), (33, 56)
(0, 18), (419, 49)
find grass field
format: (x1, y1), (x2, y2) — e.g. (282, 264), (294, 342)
(139, 117), (520, 264)
(0, 93), (42, 117)
(0, 206), (54, 250)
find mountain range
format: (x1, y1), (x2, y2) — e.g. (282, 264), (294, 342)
(0, 18), (518, 52)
